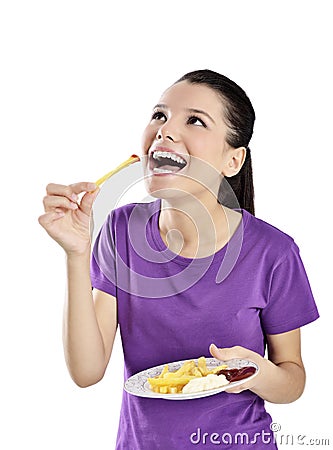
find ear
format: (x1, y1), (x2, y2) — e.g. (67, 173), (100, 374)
(222, 147), (246, 177)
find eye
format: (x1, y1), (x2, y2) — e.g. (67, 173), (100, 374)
(187, 115), (207, 128)
(151, 111), (167, 121)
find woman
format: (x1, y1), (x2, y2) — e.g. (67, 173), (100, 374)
(39, 69), (319, 449)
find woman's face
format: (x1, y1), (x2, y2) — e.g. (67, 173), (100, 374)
(142, 81), (241, 201)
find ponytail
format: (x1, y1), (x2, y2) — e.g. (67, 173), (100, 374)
(218, 148), (255, 216)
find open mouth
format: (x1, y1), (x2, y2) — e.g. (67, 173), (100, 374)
(149, 150), (188, 174)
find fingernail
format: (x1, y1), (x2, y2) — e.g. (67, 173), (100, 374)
(71, 193), (78, 202)
(70, 202), (78, 209)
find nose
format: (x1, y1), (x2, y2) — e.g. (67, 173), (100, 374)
(156, 120), (178, 142)
(157, 131), (174, 142)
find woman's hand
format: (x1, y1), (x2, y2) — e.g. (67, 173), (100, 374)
(209, 343), (266, 394)
(210, 329), (306, 403)
(38, 182), (99, 256)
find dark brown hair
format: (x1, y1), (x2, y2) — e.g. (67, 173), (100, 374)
(176, 69), (256, 215)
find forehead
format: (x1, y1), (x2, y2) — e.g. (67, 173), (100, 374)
(158, 81), (222, 115)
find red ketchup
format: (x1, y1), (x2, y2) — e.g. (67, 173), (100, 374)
(216, 366), (256, 382)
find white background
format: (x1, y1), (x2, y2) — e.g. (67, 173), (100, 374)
(1, 1), (332, 448)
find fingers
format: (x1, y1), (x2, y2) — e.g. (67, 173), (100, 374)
(69, 182), (97, 196)
(46, 181), (96, 196)
(38, 210), (65, 229)
(79, 187), (100, 216)
(209, 344), (260, 394)
(209, 344), (253, 362)
(43, 194), (79, 212)
(43, 182), (97, 212)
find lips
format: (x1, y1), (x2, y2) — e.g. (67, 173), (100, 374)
(149, 147), (188, 174)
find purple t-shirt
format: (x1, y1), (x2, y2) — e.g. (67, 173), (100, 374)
(91, 200), (319, 449)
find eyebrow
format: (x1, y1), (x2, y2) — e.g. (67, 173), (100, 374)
(153, 104), (216, 125)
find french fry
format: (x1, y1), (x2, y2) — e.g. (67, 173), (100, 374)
(158, 364), (169, 378)
(95, 154), (140, 187)
(159, 386), (169, 394)
(173, 360), (195, 376)
(197, 356), (208, 376)
(148, 375), (196, 387)
(168, 387), (179, 394)
(148, 357), (229, 394)
(209, 364), (228, 374)
(191, 367), (203, 377)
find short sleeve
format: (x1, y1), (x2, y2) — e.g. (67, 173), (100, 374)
(90, 213), (117, 297)
(261, 242), (319, 334)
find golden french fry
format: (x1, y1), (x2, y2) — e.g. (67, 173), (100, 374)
(163, 372), (179, 379)
(191, 367), (203, 377)
(209, 364), (228, 374)
(159, 364), (169, 378)
(174, 360), (195, 376)
(148, 375), (196, 387)
(148, 357), (230, 394)
(197, 356), (208, 376)
(95, 154), (140, 187)
(159, 386), (168, 394)
(168, 387), (179, 394)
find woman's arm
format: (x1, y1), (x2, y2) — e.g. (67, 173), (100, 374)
(39, 182), (117, 388)
(210, 328), (305, 404)
(63, 252), (118, 388)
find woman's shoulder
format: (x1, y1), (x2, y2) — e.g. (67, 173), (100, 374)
(243, 209), (296, 255)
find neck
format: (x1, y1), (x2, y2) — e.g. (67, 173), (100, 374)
(159, 193), (239, 258)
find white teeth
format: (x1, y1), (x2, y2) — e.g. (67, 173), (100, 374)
(152, 150), (186, 165)
(153, 167), (174, 174)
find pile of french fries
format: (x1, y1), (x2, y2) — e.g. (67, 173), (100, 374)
(148, 357), (228, 394)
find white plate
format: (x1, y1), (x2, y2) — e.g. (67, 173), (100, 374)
(124, 358), (259, 400)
